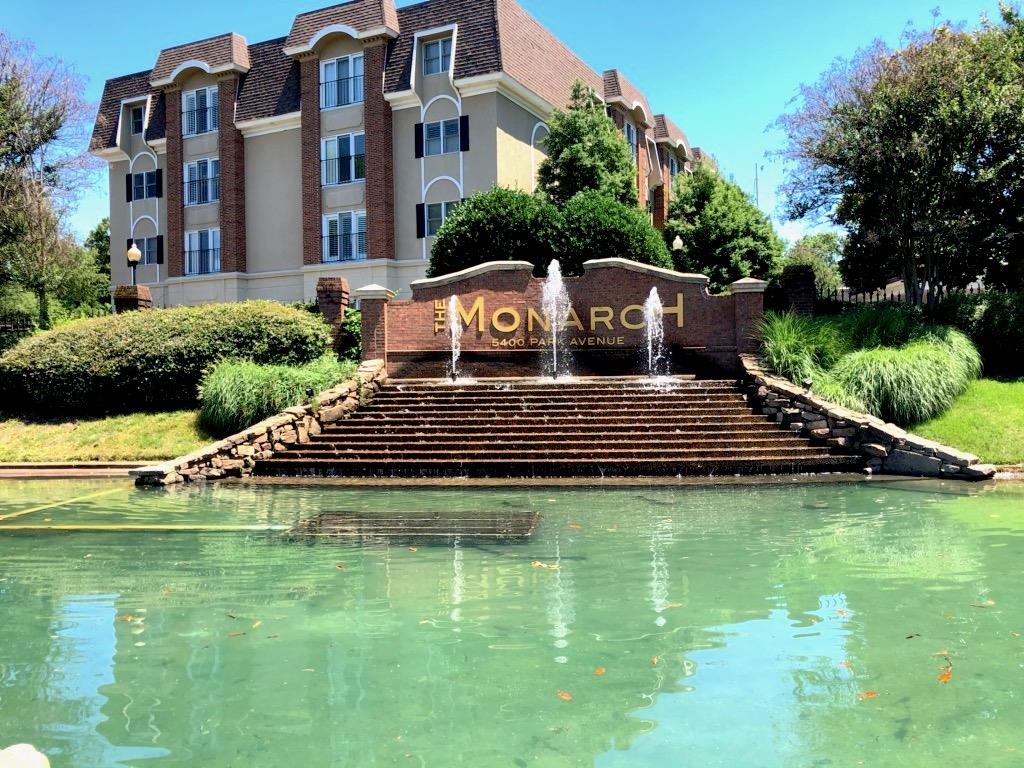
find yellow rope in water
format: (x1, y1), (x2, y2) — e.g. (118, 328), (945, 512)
(0, 488), (124, 522)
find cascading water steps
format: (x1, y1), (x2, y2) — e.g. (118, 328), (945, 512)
(254, 377), (864, 479)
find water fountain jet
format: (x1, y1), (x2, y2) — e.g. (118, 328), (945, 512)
(541, 259), (572, 378)
(446, 295), (462, 381)
(643, 287), (667, 377)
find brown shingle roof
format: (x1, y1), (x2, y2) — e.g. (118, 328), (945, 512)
(89, 70), (154, 152)
(495, 0), (602, 109)
(150, 32), (251, 86)
(603, 69), (653, 127)
(654, 114), (691, 156)
(236, 37), (300, 122)
(285, 0), (399, 51)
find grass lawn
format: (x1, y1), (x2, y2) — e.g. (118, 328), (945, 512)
(0, 410), (211, 463)
(911, 379), (1024, 466)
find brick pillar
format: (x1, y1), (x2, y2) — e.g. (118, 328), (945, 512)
(782, 264), (816, 316)
(637, 127), (650, 212)
(113, 285), (153, 313)
(165, 88), (184, 278)
(652, 145), (670, 230)
(299, 55), (322, 266)
(218, 74), (246, 274)
(363, 39), (395, 260)
(316, 276), (351, 354)
(731, 277), (768, 359)
(354, 285), (394, 367)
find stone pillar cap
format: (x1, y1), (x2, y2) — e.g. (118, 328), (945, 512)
(729, 277), (768, 293)
(353, 284), (395, 300)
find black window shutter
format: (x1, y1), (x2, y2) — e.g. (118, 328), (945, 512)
(414, 123), (424, 159)
(155, 169), (164, 198)
(125, 174), (133, 203)
(156, 235), (165, 265)
(126, 238), (133, 253)
(415, 203), (425, 239)
(459, 115), (470, 152)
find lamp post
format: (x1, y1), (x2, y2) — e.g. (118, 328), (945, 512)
(672, 235), (683, 254)
(127, 242), (142, 286)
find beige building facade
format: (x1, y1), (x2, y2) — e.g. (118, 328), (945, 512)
(90, 0), (698, 306)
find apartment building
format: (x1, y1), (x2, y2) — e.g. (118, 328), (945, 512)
(89, 0), (697, 306)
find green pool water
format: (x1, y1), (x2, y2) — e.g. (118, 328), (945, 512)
(1, 477), (1023, 767)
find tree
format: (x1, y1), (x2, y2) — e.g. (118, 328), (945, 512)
(427, 187), (560, 277)
(537, 80), (637, 207)
(664, 162), (783, 293)
(0, 33), (95, 327)
(558, 191), (671, 275)
(84, 216), (110, 284)
(784, 232), (844, 294)
(776, 8), (1024, 300)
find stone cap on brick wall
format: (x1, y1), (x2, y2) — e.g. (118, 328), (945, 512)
(729, 277), (768, 293)
(582, 258), (708, 285)
(410, 261), (534, 293)
(353, 284), (395, 300)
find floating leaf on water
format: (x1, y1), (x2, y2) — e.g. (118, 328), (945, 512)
(134, 641), (146, 647)
(1012, 632), (1021, 638)
(650, 656), (659, 666)
(569, 523), (582, 530)
(971, 600), (996, 608)
(665, 602), (683, 609)
(226, 613), (237, 619)
(857, 690), (879, 700)
(117, 615), (134, 622)
(251, 620), (262, 630)
(335, 563), (345, 570)
(906, 633), (920, 639)
(937, 669), (953, 683)
(594, 667), (606, 676)
(228, 631), (246, 638)
(556, 690), (573, 701)
(303, 668), (315, 672)
(408, 547), (418, 552)
(266, 634), (279, 639)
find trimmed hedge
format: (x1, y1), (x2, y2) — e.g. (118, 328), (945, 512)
(0, 301), (332, 414)
(932, 291), (1024, 376)
(199, 355), (355, 437)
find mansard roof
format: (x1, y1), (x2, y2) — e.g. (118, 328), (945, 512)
(284, 0), (400, 53)
(150, 32), (251, 87)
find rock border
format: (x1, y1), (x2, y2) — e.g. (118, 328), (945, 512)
(740, 354), (996, 481)
(130, 359), (388, 486)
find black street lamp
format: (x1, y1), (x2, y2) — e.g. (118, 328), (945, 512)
(127, 242), (142, 286)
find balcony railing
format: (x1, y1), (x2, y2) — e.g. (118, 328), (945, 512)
(185, 247), (221, 275)
(184, 177), (220, 206)
(322, 234), (367, 263)
(183, 106), (218, 136)
(320, 76), (364, 109)
(321, 157), (366, 186)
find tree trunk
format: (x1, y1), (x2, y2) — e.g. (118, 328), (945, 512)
(36, 286), (50, 330)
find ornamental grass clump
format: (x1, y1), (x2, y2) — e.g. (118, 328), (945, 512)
(199, 355), (355, 437)
(756, 308), (981, 426)
(0, 301), (332, 415)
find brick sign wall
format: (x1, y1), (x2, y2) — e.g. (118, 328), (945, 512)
(356, 258), (766, 378)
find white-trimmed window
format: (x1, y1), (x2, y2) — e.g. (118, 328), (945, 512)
(424, 118), (459, 156)
(321, 133), (365, 186)
(323, 211), (367, 262)
(184, 228), (220, 275)
(624, 122), (638, 160)
(426, 201), (458, 236)
(321, 55), (364, 109)
(423, 38), (452, 76)
(669, 155), (679, 178)
(184, 158), (220, 206)
(141, 236), (159, 265)
(130, 106), (145, 135)
(183, 87), (219, 136)
(132, 171), (159, 200)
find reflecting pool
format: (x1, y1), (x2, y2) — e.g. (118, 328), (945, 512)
(1, 478), (1022, 767)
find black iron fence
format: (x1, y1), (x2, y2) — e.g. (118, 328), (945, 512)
(322, 234), (367, 263)
(184, 176), (220, 206)
(182, 106), (218, 136)
(817, 284), (986, 306)
(320, 76), (363, 109)
(321, 156), (365, 186)
(185, 247), (221, 276)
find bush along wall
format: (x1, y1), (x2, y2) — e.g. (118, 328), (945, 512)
(0, 301), (332, 415)
(132, 360), (387, 485)
(741, 355), (996, 480)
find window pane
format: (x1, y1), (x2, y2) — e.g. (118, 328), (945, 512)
(145, 171), (157, 198)
(424, 41), (439, 74)
(133, 174), (144, 200)
(211, 89), (219, 131)
(427, 203), (443, 236)
(443, 119), (459, 153)
(425, 121), (442, 156)
(441, 38), (452, 70)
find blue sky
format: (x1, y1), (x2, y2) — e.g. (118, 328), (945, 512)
(5, 0), (1005, 242)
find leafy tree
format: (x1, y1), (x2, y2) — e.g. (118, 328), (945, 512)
(784, 232), (844, 294)
(428, 187), (560, 277)
(776, 8), (1024, 300)
(664, 162), (783, 293)
(558, 191), (671, 275)
(537, 80), (637, 207)
(84, 216), (110, 283)
(0, 33), (94, 327)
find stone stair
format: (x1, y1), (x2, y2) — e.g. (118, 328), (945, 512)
(253, 377), (863, 479)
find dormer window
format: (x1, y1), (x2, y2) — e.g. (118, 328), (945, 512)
(130, 106), (144, 135)
(321, 55), (364, 110)
(183, 87), (219, 136)
(423, 38), (452, 76)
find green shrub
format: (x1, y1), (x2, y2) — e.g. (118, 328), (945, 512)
(832, 304), (924, 349)
(199, 355), (355, 437)
(933, 291), (1024, 376)
(428, 187), (560, 277)
(0, 301), (332, 415)
(558, 190), (672, 275)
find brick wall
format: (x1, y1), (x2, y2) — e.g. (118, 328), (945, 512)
(365, 261), (766, 376)
(299, 55), (321, 266)
(165, 88), (183, 278)
(316, 276), (351, 354)
(363, 38), (395, 260)
(218, 74), (247, 273)
(652, 145), (669, 231)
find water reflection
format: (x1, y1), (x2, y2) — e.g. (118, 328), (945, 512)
(0, 479), (1021, 766)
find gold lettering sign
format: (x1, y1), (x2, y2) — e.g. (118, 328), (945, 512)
(433, 300), (446, 333)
